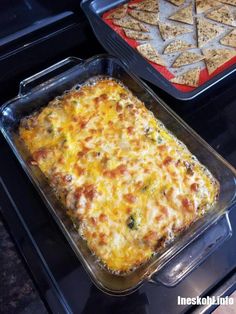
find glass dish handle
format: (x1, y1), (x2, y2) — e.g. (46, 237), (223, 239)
(150, 213), (232, 287)
(19, 57), (84, 96)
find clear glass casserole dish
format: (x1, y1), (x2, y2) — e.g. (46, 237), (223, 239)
(0, 55), (235, 295)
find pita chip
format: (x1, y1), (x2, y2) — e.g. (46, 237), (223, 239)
(129, 10), (159, 25)
(220, 29), (236, 48)
(172, 51), (205, 67)
(113, 16), (149, 32)
(164, 40), (195, 54)
(128, 0), (159, 12)
(218, 0), (236, 6)
(106, 4), (128, 19)
(169, 4), (194, 25)
(124, 29), (152, 40)
(170, 68), (201, 87)
(167, 0), (185, 6)
(203, 48), (236, 74)
(197, 18), (225, 48)
(206, 5), (235, 27)
(195, 0), (221, 14)
(137, 43), (166, 66)
(159, 22), (192, 40)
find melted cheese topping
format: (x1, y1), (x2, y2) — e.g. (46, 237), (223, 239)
(19, 79), (219, 272)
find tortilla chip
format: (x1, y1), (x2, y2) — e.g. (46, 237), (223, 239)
(129, 10), (159, 25)
(106, 4), (128, 19)
(128, 0), (159, 12)
(137, 43), (166, 66)
(170, 68), (201, 87)
(197, 18), (225, 48)
(124, 29), (152, 40)
(169, 4), (194, 25)
(203, 48), (236, 74)
(164, 40), (195, 54)
(206, 5), (235, 27)
(220, 29), (236, 48)
(172, 51), (205, 67)
(218, 0), (236, 6)
(196, 0), (221, 14)
(167, 0), (185, 6)
(113, 16), (149, 32)
(159, 22), (192, 40)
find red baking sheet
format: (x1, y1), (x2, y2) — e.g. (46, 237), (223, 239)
(102, 1), (236, 93)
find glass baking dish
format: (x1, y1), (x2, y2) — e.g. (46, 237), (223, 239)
(0, 55), (236, 295)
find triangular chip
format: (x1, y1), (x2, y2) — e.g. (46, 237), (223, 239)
(220, 29), (236, 48)
(169, 5), (194, 25)
(164, 40), (195, 54)
(203, 48), (236, 74)
(113, 16), (149, 32)
(172, 51), (205, 67)
(197, 18), (225, 48)
(167, 0), (185, 6)
(137, 43), (166, 66)
(170, 68), (201, 87)
(129, 10), (159, 25)
(159, 22), (192, 40)
(106, 4), (128, 19)
(205, 5), (235, 27)
(124, 29), (152, 40)
(219, 0), (236, 6)
(128, 0), (159, 12)
(195, 0), (221, 14)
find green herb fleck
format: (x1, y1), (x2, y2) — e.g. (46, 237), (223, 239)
(127, 215), (136, 230)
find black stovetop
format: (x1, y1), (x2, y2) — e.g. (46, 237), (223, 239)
(0, 5), (236, 314)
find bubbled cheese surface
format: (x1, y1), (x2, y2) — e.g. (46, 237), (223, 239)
(19, 79), (219, 272)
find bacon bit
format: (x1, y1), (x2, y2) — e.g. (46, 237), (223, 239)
(124, 193), (136, 204)
(77, 146), (90, 158)
(160, 206), (168, 216)
(57, 127), (63, 132)
(144, 168), (150, 173)
(79, 119), (89, 129)
(84, 184), (96, 201)
(99, 213), (108, 222)
(191, 183), (199, 192)
(155, 215), (162, 222)
(118, 113), (124, 120)
(75, 184), (96, 202)
(92, 232), (97, 238)
(108, 121), (113, 127)
(85, 136), (93, 142)
(89, 128), (97, 134)
(32, 148), (50, 162)
(163, 156), (172, 166)
(90, 217), (97, 226)
(116, 103), (122, 112)
(126, 207), (132, 214)
(158, 145), (167, 152)
(98, 233), (107, 245)
(181, 197), (194, 212)
(143, 231), (158, 248)
(73, 117), (79, 123)
(127, 126), (133, 134)
(103, 164), (127, 178)
(74, 165), (85, 176)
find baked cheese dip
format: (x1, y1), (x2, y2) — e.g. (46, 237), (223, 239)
(19, 78), (219, 272)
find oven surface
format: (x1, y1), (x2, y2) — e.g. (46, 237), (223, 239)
(0, 2), (236, 313)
